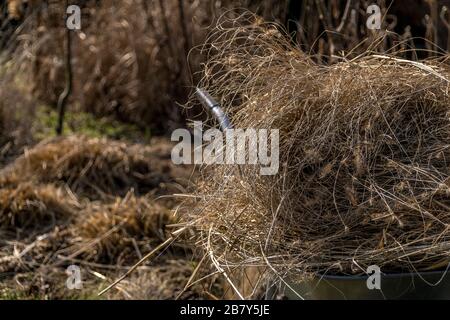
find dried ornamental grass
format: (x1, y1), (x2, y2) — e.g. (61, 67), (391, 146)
(188, 15), (450, 284)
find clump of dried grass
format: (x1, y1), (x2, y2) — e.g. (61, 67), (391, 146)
(74, 194), (175, 264)
(0, 135), (178, 198)
(189, 15), (450, 286)
(0, 182), (77, 235)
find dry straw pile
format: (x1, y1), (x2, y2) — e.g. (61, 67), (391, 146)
(189, 14), (450, 284)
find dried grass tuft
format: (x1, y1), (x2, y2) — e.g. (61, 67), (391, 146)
(0, 135), (178, 198)
(188, 15), (450, 287)
(0, 182), (77, 235)
(74, 194), (175, 264)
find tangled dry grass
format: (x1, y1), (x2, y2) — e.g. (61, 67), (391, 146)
(187, 14), (450, 293)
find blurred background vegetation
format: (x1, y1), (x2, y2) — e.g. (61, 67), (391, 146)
(1, 0), (448, 145)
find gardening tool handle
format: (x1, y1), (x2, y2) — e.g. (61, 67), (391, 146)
(196, 87), (232, 131)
